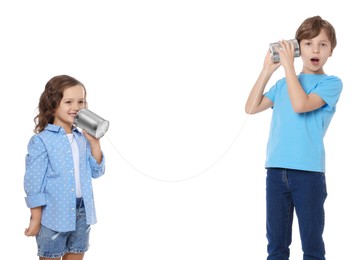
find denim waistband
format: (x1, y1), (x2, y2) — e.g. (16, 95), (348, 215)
(76, 197), (84, 209)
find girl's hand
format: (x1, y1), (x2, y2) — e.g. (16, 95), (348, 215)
(82, 130), (100, 145)
(24, 217), (41, 237)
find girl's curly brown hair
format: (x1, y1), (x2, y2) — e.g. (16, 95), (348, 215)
(34, 75), (87, 133)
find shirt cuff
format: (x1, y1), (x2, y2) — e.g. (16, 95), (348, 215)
(25, 193), (47, 208)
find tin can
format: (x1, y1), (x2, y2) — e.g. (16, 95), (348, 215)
(269, 39), (300, 63)
(74, 108), (110, 139)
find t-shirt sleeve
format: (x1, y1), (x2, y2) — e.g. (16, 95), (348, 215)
(264, 78), (283, 103)
(312, 75), (343, 111)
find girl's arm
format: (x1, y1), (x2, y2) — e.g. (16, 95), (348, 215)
(83, 130), (102, 164)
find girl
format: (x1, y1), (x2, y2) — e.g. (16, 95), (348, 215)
(24, 75), (106, 260)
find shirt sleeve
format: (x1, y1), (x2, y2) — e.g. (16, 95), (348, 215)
(24, 135), (48, 208)
(89, 151), (106, 178)
(312, 75), (343, 111)
(264, 78), (285, 103)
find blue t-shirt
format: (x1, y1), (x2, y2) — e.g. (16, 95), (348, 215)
(264, 73), (342, 172)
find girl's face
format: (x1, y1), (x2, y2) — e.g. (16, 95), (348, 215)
(300, 29), (333, 74)
(53, 84), (86, 133)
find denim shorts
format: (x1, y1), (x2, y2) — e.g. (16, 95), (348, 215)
(36, 198), (91, 258)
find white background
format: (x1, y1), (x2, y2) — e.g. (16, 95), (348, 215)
(1, 0), (360, 259)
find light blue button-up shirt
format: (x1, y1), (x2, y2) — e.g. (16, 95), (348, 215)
(24, 124), (105, 232)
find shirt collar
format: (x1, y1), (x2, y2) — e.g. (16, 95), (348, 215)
(44, 124), (81, 134)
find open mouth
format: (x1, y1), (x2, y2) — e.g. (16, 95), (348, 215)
(311, 58), (319, 62)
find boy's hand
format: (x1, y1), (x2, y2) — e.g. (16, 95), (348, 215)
(263, 50), (281, 74)
(277, 40), (296, 71)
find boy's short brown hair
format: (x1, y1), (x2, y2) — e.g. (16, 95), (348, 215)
(295, 16), (337, 51)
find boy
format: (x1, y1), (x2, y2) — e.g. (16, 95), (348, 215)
(245, 16), (343, 259)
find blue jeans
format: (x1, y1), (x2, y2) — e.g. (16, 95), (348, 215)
(266, 168), (327, 260)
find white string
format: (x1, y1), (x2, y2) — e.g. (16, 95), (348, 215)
(105, 58), (271, 183)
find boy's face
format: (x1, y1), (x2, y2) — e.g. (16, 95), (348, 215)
(300, 29), (333, 74)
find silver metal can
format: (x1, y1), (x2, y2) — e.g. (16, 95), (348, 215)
(269, 39), (300, 63)
(74, 108), (110, 139)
